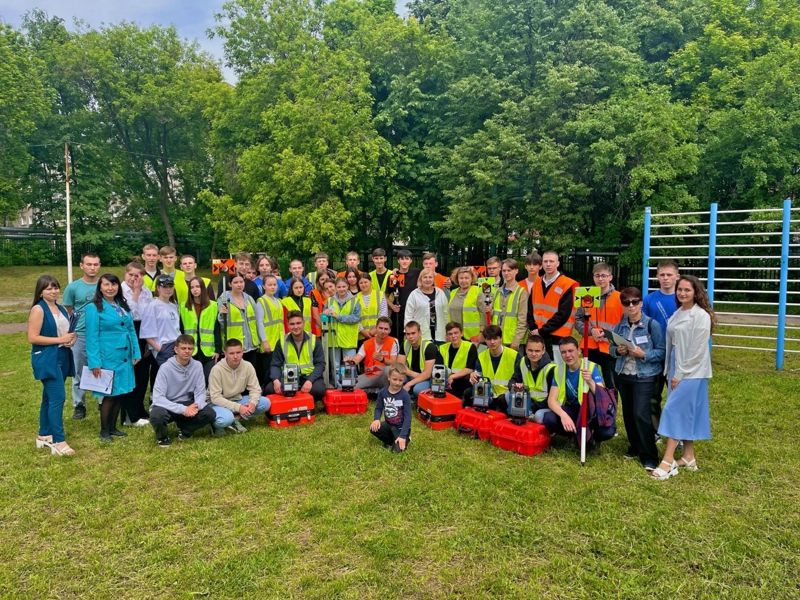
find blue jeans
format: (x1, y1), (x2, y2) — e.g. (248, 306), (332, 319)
(39, 347), (72, 443)
(406, 377), (430, 399)
(70, 334), (87, 407)
(212, 395), (271, 430)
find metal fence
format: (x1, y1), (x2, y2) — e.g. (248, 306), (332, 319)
(642, 199), (799, 369)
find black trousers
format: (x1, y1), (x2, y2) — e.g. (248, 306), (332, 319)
(264, 376), (326, 405)
(254, 351), (272, 390)
(149, 404), (215, 440)
(588, 349), (616, 390)
(651, 373), (667, 428)
(370, 422), (409, 452)
(448, 377), (472, 401)
(617, 375), (659, 467)
(193, 352), (217, 386)
(462, 388), (508, 413)
(119, 323), (153, 423)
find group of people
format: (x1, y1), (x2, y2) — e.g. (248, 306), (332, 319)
(29, 245), (714, 473)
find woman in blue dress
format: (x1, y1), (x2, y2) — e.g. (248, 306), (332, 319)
(651, 275), (715, 480)
(84, 273), (141, 443)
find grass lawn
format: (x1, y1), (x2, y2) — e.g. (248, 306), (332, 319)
(1, 330), (798, 600)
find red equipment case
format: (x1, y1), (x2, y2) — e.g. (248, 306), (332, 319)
(324, 388), (369, 414)
(454, 407), (508, 440)
(267, 392), (315, 428)
(490, 420), (550, 456)
(416, 390), (462, 430)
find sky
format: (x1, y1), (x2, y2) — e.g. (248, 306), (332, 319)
(0, 0), (410, 82)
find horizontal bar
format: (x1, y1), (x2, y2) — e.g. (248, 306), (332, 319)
(717, 207), (800, 214)
(714, 333), (779, 341)
(715, 244), (784, 248)
(711, 278), (800, 283)
(651, 211), (710, 217)
(713, 344), (774, 352)
(717, 322), (800, 330)
(713, 300), (800, 306)
(714, 289), (800, 295)
(651, 244), (710, 249)
(650, 256), (784, 260)
(698, 266), (800, 271)
(651, 231), (792, 239)
(717, 219), (787, 226)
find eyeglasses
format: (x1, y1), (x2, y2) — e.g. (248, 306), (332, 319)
(621, 299), (641, 307)
(593, 273), (611, 279)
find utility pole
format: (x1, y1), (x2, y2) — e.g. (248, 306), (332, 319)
(64, 141), (73, 283)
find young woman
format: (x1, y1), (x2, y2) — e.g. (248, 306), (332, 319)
(447, 266), (484, 341)
(84, 273), (141, 443)
(344, 267), (360, 295)
(218, 273), (262, 366)
(119, 261), (153, 426)
(180, 276), (222, 384)
(404, 268), (448, 344)
(324, 277), (362, 385)
(255, 255), (287, 297)
(139, 275), (181, 377)
(310, 271), (332, 336)
(255, 274), (284, 387)
(281, 277), (312, 333)
(651, 275), (715, 480)
(610, 287), (665, 472)
(357, 273), (387, 340)
(28, 275), (76, 456)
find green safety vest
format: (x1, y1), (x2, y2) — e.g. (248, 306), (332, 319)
(554, 360), (599, 406)
(326, 296), (359, 349)
(281, 296), (312, 333)
(225, 297), (260, 350)
(439, 341), (472, 371)
(357, 290), (381, 330)
(449, 286), (482, 339)
(404, 339), (432, 372)
(477, 347), (518, 396)
(281, 334), (316, 376)
(520, 360), (556, 401)
(179, 301), (217, 357)
(258, 295), (284, 351)
(370, 270), (390, 295)
(492, 285), (525, 345)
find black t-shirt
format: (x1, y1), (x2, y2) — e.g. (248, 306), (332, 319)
(410, 342), (439, 369)
(374, 270), (389, 292)
(425, 290), (437, 334)
(394, 268), (420, 307)
(447, 343), (478, 369)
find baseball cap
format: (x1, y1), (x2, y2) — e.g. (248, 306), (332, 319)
(156, 275), (175, 287)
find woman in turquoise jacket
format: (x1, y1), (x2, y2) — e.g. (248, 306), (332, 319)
(85, 273), (141, 442)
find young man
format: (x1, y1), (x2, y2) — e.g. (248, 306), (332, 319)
(508, 335), (555, 422)
(438, 322), (477, 400)
(349, 316), (399, 392)
(540, 337), (614, 447)
(289, 259), (313, 294)
(178, 254), (215, 303)
(337, 251), (362, 277)
(141, 244), (161, 292)
(422, 252), (451, 290)
(369, 248), (391, 296)
(158, 246), (184, 280)
(529, 250), (578, 367)
(574, 262), (623, 389)
(464, 325), (520, 412)
(491, 258), (529, 349)
(308, 252), (329, 287)
(218, 251), (261, 299)
(398, 320), (436, 398)
(63, 252), (101, 419)
(387, 249), (420, 341)
(369, 365), (412, 452)
(266, 311), (327, 408)
(642, 259), (679, 427)
(208, 338), (271, 435)
(148, 335), (215, 446)
(522, 252), (542, 294)
(477, 256), (502, 325)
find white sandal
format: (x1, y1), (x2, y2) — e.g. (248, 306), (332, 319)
(35, 435), (53, 449)
(650, 459), (678, 480)
(50, 442), (76, 457)
(677, 457), (699, 471)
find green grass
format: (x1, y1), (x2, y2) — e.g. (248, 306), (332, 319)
(1, 332), (798, 600)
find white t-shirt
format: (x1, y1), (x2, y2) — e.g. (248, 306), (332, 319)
(139, 299), (181, 350)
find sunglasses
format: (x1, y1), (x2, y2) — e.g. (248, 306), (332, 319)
(621, 299), (641, 307)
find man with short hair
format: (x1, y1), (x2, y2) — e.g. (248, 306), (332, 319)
(465, 325), (520, 412)
(529, 250), (577, 367)
(63, 252), (101, 420)
(540, 337), (614, 447)
(289, 259), (313, 294)
(159, 246), (184, 281)
(491, 258), (529, 349)
(387, 249), (420, 341)
(177, 254), (215, 304)
(141, 244), (161, 292)
(149, 334), (215, 446)
(266, 311), (327, 407)
(208, 338), (271, 435)
(522, 253), (542, 294)
(369, 248), (391, 296)
(398, 320), (436, 397)
(422, 252), (451, 290)
(438, 322), (477, 400)
(308, 252), (329, 287)
(348, 316), (399, 392)
(337, 251), (362, 277)
(217, 251), (261, 299)
(509, 334), (555, 422)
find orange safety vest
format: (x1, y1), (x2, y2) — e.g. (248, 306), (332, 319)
(583, 290), (624, 353)
(532, 274), (578, 338)
(362, 335), (397, 376)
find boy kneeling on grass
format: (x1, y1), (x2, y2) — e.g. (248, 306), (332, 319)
(370, 365), (412, 452)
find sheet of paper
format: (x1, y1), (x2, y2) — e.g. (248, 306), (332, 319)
(79, 366), (115, 394)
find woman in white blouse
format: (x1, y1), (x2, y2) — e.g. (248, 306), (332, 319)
(120, 262), (153, 426)
(404, 268), (448, 344)
(651, 275), (715, 480)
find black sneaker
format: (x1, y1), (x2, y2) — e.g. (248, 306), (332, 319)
(99, 433), (113, 443)
(177, 430), (190, 441)
(72, 405), (86, 420)
(109, 429), (128, 437)
(157, 437), (172, 447)
(623, 448), (637, 460)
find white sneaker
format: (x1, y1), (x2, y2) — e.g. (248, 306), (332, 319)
(133, 418), (150, 427)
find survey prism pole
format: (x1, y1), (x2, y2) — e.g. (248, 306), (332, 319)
(574, 286), (601, 466)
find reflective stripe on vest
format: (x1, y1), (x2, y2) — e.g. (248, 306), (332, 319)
(370, 270), (390, 295)
(258, 295), (284, 349)
(326, 296), (359, 348)
(532, 274), (577, 338)
(179, 301), (218, 356)
(281, 296), (312, 333)
(404, 339), (432, 372)
(492, 286), (524, 345)
(226, 298), (260, 350)
(439, 341), (472, 371)
(477, 347), (518, 396)
(449, 286), (482, 339)
(582, 291), (623, 352)
(554, 360), (599, 405)
(282, 333), (316, 375)
(520, 360), (555, 400)
(358, 290), (381, 330)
